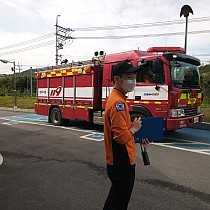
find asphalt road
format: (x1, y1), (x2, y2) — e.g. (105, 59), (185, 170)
(0, 110), (210, 210)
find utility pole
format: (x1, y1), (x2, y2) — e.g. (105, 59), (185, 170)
(55, 15), (60, 65)
(55, 15), (75, 65)
(12, 61), (17, 108)
(17, 62), (22, 76)
(30, 67), (33, 96)
(27, 74), (29, 95)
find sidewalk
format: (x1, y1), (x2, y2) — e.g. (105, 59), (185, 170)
(0, 107), (34, 113)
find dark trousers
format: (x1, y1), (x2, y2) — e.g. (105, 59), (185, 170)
(103, 164), (135, 210)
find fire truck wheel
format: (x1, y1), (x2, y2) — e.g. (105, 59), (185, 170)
(131, 113), (146, 122)
(50, 107), (64, 126)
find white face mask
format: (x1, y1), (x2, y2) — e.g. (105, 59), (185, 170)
(121, 79), (136, 92)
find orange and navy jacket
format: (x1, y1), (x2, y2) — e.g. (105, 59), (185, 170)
(104, 88), (136, 166)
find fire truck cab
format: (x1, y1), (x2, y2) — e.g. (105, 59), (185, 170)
(35, 47), (204, 130)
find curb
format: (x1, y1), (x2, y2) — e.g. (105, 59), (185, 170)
(189, 122), (210, 131)
(0, 107), (35, 113)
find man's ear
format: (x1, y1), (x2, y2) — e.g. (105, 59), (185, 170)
(114, 76), (120, 82)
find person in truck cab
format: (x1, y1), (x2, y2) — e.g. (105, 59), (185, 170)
(142, 73), (153, 83)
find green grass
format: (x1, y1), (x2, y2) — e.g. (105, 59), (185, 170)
(0, 96), (36, 109)
(0, 96), (209, 122)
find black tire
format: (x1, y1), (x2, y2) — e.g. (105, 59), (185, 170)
(50, 107), (64, 126)
(130, 113), (146, 122)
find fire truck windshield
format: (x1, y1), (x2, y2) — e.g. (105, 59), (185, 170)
(170, 61), (200, 89)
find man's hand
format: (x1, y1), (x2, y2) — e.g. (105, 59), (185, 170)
(130, 117), (142, 135)
(141, 138), (150, 145)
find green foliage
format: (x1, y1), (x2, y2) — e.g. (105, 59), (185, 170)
(199, 63), (210, 74)
(199, 64), (210, 104)
(0, 74), (36, 96)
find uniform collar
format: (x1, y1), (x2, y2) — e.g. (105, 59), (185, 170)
(113, 88), (127, 99)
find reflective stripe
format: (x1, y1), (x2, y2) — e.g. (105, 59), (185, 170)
(198, 93), (202, 98)
(37, 66), (93, 78)
(38, 103), (47, 106)
(76, 105), (86, 108)
(37, 103), (93, 109)
(178, 92), (201, 105)
(134, 101), (166, 104)
(67, 72), (73, 75)
(188, 98), (196, 104)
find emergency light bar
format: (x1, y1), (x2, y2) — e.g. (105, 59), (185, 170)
(147, 47), (185, 54)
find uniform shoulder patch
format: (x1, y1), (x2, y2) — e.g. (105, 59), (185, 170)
(115, 103), (125, 111)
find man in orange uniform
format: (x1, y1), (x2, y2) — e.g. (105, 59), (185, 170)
(103, 60), (149, 210)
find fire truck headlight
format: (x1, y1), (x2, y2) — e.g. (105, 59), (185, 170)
(170, 109), (178, 117)
(170, 108), (185, 118)
(177, 108), (185, 117)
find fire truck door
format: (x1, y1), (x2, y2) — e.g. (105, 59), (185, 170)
(93, 65), (103, 109)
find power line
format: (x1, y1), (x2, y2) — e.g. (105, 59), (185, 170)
(75, 29), (210, 39)
(73, 16), (210, 31)
(0, 16), (209, 53)
(0, 40), (55, 56)
(0, 32), (54, 51)
(1, 29), (210, 56)
(0, 17), (209, 56)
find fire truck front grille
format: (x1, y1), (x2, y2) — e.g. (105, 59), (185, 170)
(184, 107), (198, 116)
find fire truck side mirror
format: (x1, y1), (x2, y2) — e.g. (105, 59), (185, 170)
(153, 58), (164, 84)
(153, 58), (163, 74)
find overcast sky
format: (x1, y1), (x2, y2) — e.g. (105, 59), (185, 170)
(0, 0), (210, 74)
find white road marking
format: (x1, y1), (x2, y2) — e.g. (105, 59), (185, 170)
(152, 136), (210, 156)
(0, 154), (3, 165)
(80, 133), (104, 142)
(152, 142), (210, 156)
(162, 137), (210, 146)
(1, 118), (102, 141)
(2, 121), (19, 125)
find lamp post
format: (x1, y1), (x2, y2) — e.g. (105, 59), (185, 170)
(55, 15), (61, 65)
(180, 5), (193, 53)
(0, 59), (17, 108)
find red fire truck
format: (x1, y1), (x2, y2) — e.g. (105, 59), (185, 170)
(35, 47), (204, 130)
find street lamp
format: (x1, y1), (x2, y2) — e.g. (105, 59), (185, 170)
(0, 59), (17, 108)
(180, 5), (193, 53)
